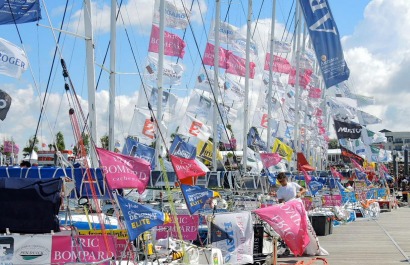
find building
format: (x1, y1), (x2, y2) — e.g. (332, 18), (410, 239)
(380, 129), (410, 151)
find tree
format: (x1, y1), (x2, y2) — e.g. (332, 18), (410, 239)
(328, 139), (339, 149)
(100, 135), (109, 150)
(23, 136), (39, 156)
(73, 133), (90, 156)
(55, 131), (66, 151)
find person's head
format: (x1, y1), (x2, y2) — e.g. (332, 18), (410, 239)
(20, 161), (31, 168)
(277, 172), (288, 186)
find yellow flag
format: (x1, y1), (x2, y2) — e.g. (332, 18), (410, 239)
(272, 138), (293, 161)
(197, 140), (223, 162)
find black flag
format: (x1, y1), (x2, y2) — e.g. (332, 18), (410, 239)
(210, 222), (233, 243)
(0, 90), (11, 121)
(334, 119), (362, 139)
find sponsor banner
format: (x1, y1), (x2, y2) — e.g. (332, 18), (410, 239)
(0, 235), (52, 264)
(0, 38), (29, 79)
(226, 53), (255, 79)
(0, 1), (41, 25)
(264, 54), (292, 74)
(334, 119), (362, 139)
(145, 55), (184, 85)
(153, 0), (190, 29)
(156, 214), (199, 240)
(322, 195), (342, 207)
(148, 24), (186, 58)
(202, 42), (230, 69)
(212, 212), (254, 264)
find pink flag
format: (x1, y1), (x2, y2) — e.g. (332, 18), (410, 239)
(301, 168), (311, 186)
(3, 140), (19, 153)
(380, 163), (389, 174)
(260, 153), (282, 168)
(288, 68), (313, 88)
(330, 167), (344, 179)
(264, 53), (292, 74)
(170, 155), (206, 180)
(226, 53), (255, 78)
(148, 24), (186, 58)
(350, 158), (364, 171)
(96, 147), (151, 193)
(308, 87), (322, 99)
(202, 42), (230, 69)
(253, 199), (310, 256)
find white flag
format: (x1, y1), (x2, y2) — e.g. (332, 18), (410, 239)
(221, 75), (245, 104)
(273, 40), (292, 53)
(209, 20), (238, 44)
(186, 90), (213, 120)
(153, 0), (190, 29)
(128, 108), (156, 145)
(137, 85), (177, 114)
(195, 68), (224, 93)
(326, 96), (357, 122)
(145, 54), (184, 85)
(358, 110), (382, 125)
(178, 113), (212, 142)
(0, 38), (28, 79)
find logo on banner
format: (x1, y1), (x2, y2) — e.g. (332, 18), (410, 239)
(0, 237), (13, 261)
(15, 244), (50, 263)
(261, 114), (268, 128)
(142, 119), (155, 139)
(189, 121), (202, 136)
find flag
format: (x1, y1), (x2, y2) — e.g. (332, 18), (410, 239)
(308, 179), (324, 196)
(3, 140), (18, 153)
(358, 110), (382, 125)
(148, 24), (186, 58)
(253, 200), (310, 257)
(350, 157), (364, 171)
(170, 155), (206, 180)
(260, 153), (282, 168)
(128, 108), (156, 144)
(122, 136), (138, 156)
(195, 68), (224, 93)
(0, 1), (41, 24)
(137, 85), (177, 114)
(170, 135), (196, 159)
(210, 222), (233, 243)
(326, 96), (357, 122)
(330, 167), (344, 179)
(153, 0), (190, 29)
(178, 113), (212, 142)
(209, 20), (238, 44)
(299, 0), (350, 88)
(202, 42), (230, 69)
(222, 75), (245, 104)
(0, 89), (12, 120)
(334, 119), (362, 139)
(196, 140), (223, 162)
(264, 54), (292, 74)
(180, 184), (220, 214)
(308, 87), (322, 99)
(96, 147), (151, 193)
(186, 90), (213, 120)
(247, 127), (267, 151)
(116, 195), (170, 241)
(288, 68), (313, 88)
(355, 169), (367, 181)
(0, 38), (29, 79)
(272, 138), (293, 162)
(145, 55), (184, 86)
(297, 152), (315, 171)
(226, 53), (255, 79)
(132, 142), (156, 169)
(273, 40), (292, 53)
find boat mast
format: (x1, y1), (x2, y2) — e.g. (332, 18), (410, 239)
(108, 0), (117, 151)
(212, 0), (221, 171)
(267, 0), (277, 150)
(84, 0), (98, 166)
(242, 0), (252, 172)
(155, 0), (165, 169)
(293, 1), (302, 168)
(109, 0), (117, 152)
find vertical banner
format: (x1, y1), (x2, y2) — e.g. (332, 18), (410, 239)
(212, 212), (254, 264)
(299, 0), (350, 88)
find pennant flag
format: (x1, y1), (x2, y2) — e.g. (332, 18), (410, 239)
(330, 167), (344, 179)
(301, 168), (312, 186)
(170, 155), (206, 180)
(253, 200), (310, 256)
(336, 180), (349, 194)
(153, 0), (190, 29)
(132, 142), (156, 169)
(96, 147), (151, 193)
(334, 119), (362, 139)
(272, 138), (293, 162)
(116, 195), (169, 241)
(195, 68), (224, 93)
(0, 38), (29, 79)
(260, 153), (282, 168)
(350, 157), (365, 171)
(181, 184), (220, 214)
(0, 1), (41, 24)
(308, 87), (322, 99)
(210, 222), (233, 243)
(170, 135), (196, 159)
(308, 180), (324, 196)
(186, 90), (213, 120)
(137, 85), (177, 114)
(358, 110), (382, 125)
(326, 97), (357, 122)
(222, 75), (245, 104)
(288, 68), (313, 88)
(340, 146), (364, 165)
(273, 40), (292, 53)
(299, 0), (350, 88)
(297, 152), (315, 171)
(202, 42), (230, 69)
(0, 89), (12, 120)
(148, 24), (186, 58)
(122, 136), (138, 156)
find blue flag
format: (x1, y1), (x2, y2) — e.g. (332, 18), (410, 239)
(308, 181), (324, 196)
(122, 136), (138, 155)
(355, 169), (367, 181)
(170, 135), (196, 159)
(210, 222), (233, 243)
(0, 0), (41, 25)
(116, 195), (168, 241)
(299, 0), (350, 88)
(247, 127), (267, 151)
(122, 137), (156, 169)
(181, 184), (219, 214)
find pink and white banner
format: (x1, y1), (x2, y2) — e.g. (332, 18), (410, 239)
(203, 42), (230, 69)
(264, 54), (292, 74)
(288, 68), (313, 88)
(148, 24), (186, 58)
(226, 53), (255, 79)
(96, 147), (151, 193)
(156, 215), (199, 240)
(260, 153), (282, 168)
(322, 195), (342, 207)
(253, 199), (310, 256)
(308, 87), (322, 99)
(170, 155), (206, 180)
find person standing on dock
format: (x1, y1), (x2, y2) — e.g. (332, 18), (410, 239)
(276, 172), (306, 203)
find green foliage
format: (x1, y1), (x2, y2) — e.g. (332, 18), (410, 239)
(100, 135), (109, 150)
(23, 135), (39, 156)
(328, 138), (339, 149)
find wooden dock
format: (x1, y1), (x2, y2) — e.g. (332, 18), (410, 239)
(277, 207), (410, 265)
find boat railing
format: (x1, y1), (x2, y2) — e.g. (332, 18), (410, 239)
(64, 257), (114, 265)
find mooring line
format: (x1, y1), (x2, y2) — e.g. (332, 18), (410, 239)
(375, 219), (410, 263)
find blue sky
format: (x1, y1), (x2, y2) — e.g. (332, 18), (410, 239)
(1, 0), (408, 161)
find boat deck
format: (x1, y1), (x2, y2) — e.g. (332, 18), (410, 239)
(277, 206), (410, 265)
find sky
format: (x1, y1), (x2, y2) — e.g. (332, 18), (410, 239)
(0, 0), (408, 161)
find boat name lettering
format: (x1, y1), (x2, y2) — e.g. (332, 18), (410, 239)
(53, 250), (114, 261)
(188, 191), (208, 201)
(128, 211), (159, 221)
(165, 9), (186, 19)
(0, 52), (26, 69)
(337, 127), (361, 134)
(71, 238), (99, 248)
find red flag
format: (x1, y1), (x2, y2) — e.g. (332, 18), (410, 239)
(308, 87), (322, 99)
(148, 24), (186, 58)
(288, 68), (313, 88)
(264, 53), (292, 74)
(96, 147), (151, 193)
(202, 42), (230, 69)
(330, 167), (344, 179)
(260, 153), (282, 168)
(226, 53), (255, 78)
(170, 155), (206, 180)
(297, 152), (315, 171)
(253, 200), (310, 256)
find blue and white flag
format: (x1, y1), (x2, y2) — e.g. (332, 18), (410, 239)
(122, 137), (156, 169)
(0, 38), (28, 79)
(0, 0), (41, 24)
(116, 195), (169, 241)
(355, 169), (367, 181)
(170, 135), (196, 159)
(299, 0), (350, 88)
(308, 181), (324, 196)
(181, 184), (219, 214)
(247, 127), (267, 151)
